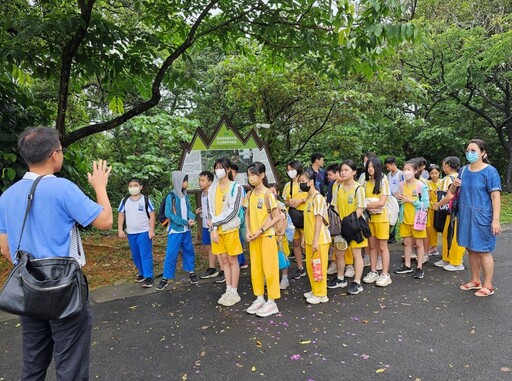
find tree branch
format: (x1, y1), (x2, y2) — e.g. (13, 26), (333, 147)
(293, 101), (336, 156)
(56, 0), (95, 138)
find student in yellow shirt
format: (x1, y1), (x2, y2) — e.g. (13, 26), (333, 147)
(362, 157), (392, 287)
(327, 159), (367, 295)
(426, 165), (442, 256)
(282, 160), (308, 280)
(393, 160), (430, 279)
(299, 170), (332, 304)
(433, 156), (466, 271)
(207, 158), (244, 307)
(245, 162), (284, 318)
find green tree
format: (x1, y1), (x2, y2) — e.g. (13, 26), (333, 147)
(2, 0), (416, 150)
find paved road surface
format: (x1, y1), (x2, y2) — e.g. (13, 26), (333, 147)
(1, 232), (511, 381)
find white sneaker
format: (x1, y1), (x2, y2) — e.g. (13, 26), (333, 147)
(280, 277), (289, 290)
(411, 252), (417, 260)
(376, 273), (392, 287)
(246, 299), (265, 314)
(256, 301), (279, 317)
(306, 295), (329, 305)
(327, 262), (337, 275)
(434, 260), (450, 268)
(344, 265), (355, 278)
(217, 292), (229, 305)
(444, 264), (465, 272)
(363, 271), (379, 284)
(303, 291), (313, 299)
(363, 255), (370, 267)
(422, 255), (429, 264)
(222, 292), (241, 307)
(376, 257), (383, 271)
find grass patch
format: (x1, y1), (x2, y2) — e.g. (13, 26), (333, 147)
(500, 192), (512, 224)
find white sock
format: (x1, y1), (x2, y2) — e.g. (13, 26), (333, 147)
(338, 276), (345, 281)
(267, 299), (276, 305)
(231, 287), (238, 295)
(256, 295), (265, 303)
(282, 275), (288, 280)
(226, 286), (232, 293)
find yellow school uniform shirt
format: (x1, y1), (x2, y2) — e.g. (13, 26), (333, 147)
(248, 188), (277, 237)
(336, 182), (365, 219)
(331, 181), (343, 209)
(428, 179), (442, 208)
(364, 177), (390, 223)
(282, 181), (308, 211)
(441, 173), (457, 192)
(401, 180), (423, 225)
(304, 193), (331, 246)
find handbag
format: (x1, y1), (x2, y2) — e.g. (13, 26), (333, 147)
(278, 242), (290, 270)
(0, 176), (89, 320)
(413, 206), (427, 231)
(312, 251), (323, 282)
(287, 182), (304, 228)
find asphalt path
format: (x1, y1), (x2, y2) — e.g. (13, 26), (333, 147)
(1, 231), (512, 381)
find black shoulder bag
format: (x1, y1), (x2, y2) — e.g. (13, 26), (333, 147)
(287, 181), (305, 229)
(0, 176), (89, 320)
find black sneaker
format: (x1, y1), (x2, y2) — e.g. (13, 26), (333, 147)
(142, 277), (154, 288)
(135, 275), (146, 283)
(200, 268), (219, 279)
(214, 271), (225, 284)
(156, 279), (168, 291)
(327, 277), (348, 289)
(387, 238), (396, 244)
(414, 268), (425, 279)
(347, 281), (363, 295)
(189, 272), (199, 284)
(394, 265), (413, 274)
(292, 267), (306, 280)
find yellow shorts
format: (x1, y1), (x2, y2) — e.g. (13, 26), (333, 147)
(212, 230), (243, 256)
(399, 224), (427, 239)
(369, 221), (389, 240)
(349, 238), (368, 249)
(293, 228), (304, 241)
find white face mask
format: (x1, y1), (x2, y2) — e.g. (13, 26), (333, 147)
(287, 169), (297, 179)
(403, 171), (414, 180)
(215, 168), (226, 180)
(128, 186), (141, 196)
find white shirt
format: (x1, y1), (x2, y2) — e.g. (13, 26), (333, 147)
(118, 195), (154, 234)
(388, 170), (403, 195)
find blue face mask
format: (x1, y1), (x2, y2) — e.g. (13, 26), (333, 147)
(465, 151), (479, 164)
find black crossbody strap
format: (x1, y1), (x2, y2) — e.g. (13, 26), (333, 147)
(15, 175), (45, 256)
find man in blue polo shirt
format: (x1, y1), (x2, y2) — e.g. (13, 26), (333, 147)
(0, 126), (112, 381)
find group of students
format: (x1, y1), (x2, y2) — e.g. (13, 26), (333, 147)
(119, 141), (501, 318)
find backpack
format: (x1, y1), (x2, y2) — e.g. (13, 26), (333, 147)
(385, 196), (399, 226)
(327, 205), (342, 236)
(157, 192), (175, 227)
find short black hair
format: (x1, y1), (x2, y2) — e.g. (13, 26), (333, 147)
(326, 163), (339, 173)
(128, 177), (143, 185)
(18, 126), (61, 166)
(231, 163), (239, 172)
(384, 156), (397, 165)
(310, 152), (324, 163)
(199, 171), (214, 182)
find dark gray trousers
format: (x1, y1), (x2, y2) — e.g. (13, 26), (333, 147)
(20, 302), (92, 381)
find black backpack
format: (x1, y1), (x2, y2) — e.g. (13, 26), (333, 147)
(157, 192), (175, 226)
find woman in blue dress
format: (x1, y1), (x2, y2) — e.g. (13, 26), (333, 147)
(453, 139), (502, 296)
